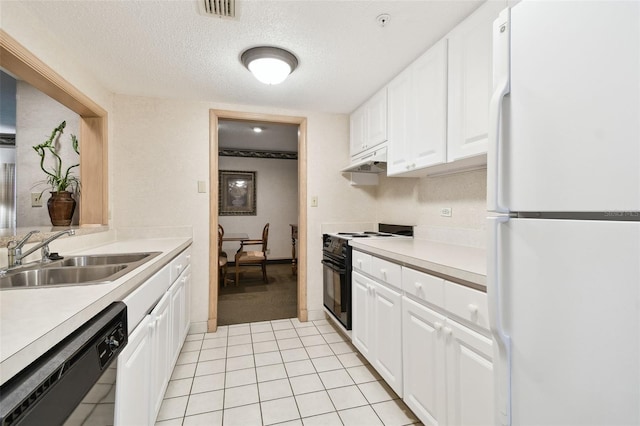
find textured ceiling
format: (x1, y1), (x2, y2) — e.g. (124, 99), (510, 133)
(10, 0), (484, 114)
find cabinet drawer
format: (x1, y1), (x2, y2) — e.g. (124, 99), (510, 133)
(170, 247), (192, 283)
(371, 256), (401, 288)
(123, 264), (171, 335)
(444, 281), (489, 331)
(352, 250), (372, 274)
(402, 267), (445, 308)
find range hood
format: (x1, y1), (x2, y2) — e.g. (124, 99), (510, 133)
(341, 146), (387, 174)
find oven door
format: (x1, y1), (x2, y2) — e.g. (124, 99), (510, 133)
(322, 257), (352, 330)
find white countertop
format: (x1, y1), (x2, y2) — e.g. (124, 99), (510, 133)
(349, 238), (486, 288)
(0, 237), (192, 385)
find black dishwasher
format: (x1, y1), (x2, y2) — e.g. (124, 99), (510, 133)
(0, 302), (128, 426)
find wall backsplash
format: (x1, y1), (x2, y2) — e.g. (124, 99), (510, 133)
(375, 167), (488, 248)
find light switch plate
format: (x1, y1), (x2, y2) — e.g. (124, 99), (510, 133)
(197, 181), (207, 193)
(311, 196), (318, 207)
(440, 207), (452, 217)
(31, 192), (43, 207)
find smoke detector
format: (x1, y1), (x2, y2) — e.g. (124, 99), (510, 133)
(199, 0), (235, 18)
(376, 14), (391, 27)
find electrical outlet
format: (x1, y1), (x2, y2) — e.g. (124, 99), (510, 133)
(31, 192), (43, 207)
(311, 196), (318, 207)
(440, 207), (452, 217)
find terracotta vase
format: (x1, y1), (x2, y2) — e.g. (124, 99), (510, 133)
(47, 191), (76, 226)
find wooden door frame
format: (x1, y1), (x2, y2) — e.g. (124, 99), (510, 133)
(208, 109), (308, 332)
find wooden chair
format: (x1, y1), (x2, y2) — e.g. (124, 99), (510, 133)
(218, 224), (229, 286)
(235, 223), (269, 284)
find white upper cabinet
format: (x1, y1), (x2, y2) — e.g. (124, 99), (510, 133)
(387, 39), (448, 177)
(447, 0), (505, 162)
(350, 87), (388, 158)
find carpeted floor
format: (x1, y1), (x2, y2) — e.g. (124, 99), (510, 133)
(218, 262), (298, 325)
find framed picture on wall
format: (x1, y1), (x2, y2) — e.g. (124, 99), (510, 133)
(219, 170), (257, 216)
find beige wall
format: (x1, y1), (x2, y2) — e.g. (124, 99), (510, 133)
(375, 168), (487, 248)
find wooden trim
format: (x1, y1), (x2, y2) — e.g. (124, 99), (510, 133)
(79, 117), (108, 224)
(1, 29), (108, 226)
(208, 110), (308, 332)
(297, 119), (308, 322)
(208, 110), (220, 333)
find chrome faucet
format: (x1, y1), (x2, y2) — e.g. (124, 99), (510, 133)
(7, 230), (40, 267)
(7, 229), (75, 267)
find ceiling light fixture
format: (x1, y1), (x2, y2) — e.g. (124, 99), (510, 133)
(241, 46), (299, 85)
(252, 127), (263, 133)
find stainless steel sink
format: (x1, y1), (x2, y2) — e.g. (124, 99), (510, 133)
(59, 253), (154, 267)
(0, 251), (162, 290)
(0, 266), (128, 289)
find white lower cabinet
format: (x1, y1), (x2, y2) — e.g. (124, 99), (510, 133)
(115, 246), (192, 425)
(114, 315), (153, 426)
(352, 249), (494, 426)
(352, 271), (403, 396)
(402, 296), (494, 426)
(402, 297), (447, 426)
(445, 318), (494, 426)
(170, 264), (191, 367)
(352, 271), (373, 360)
(150, 292), (172, 420)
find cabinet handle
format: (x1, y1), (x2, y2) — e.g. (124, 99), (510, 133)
(414, 282), (422, 292)
(444, 327), (453, 339)
(468, 304), (479, 315)
(186, 254), (191, 261)
(380, 269), (387, 278)
(434, 321), (443, 331)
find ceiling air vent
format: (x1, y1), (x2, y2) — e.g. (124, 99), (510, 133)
(200, 0), (235, 18)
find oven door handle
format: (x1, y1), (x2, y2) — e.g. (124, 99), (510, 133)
(321, 259), (346, 274)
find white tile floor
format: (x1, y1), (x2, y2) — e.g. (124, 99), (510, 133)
(155, 318), (422, 426)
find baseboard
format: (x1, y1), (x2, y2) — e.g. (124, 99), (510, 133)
(188, 321), (208, 335)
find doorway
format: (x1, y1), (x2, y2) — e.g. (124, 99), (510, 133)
(208, 110), (308, 332)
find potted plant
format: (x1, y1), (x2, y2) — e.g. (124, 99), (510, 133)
(33, 121), (80, 226)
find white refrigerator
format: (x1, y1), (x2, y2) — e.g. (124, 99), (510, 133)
(488, 1), (640, 425)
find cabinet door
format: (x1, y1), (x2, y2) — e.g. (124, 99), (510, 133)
(366, 88), (388, 147)
(402, 297), (447, 426)
(387, 67), (413, 175)
(170, 275), (185, 367)
(350, 106), (367, 157)
(411, 39), (448, 169)
(447, 0), (503, 161)
(351, 271), (373, 360)
(445, 319), (494, 426)
(150, 292), (172, 420)
(115, 315), (152, 426)
(182, 265), (192, 339)
(372, 282), (403, 396)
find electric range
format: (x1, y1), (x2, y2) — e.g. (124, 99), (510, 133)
(322, 224), (413, 330)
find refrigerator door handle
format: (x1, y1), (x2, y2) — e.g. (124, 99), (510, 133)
(488, 215), (512, 426)
(488, 8), (511, 214)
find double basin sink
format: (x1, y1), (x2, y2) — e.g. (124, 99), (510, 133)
(0, 252), (161, 290)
